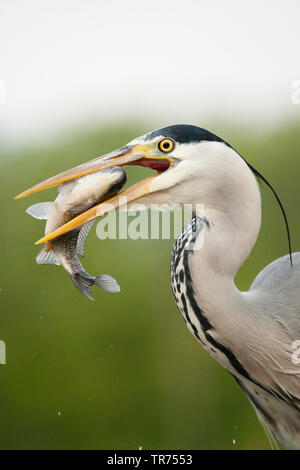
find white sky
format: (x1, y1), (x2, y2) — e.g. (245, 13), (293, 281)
(1, 0), (300, 144)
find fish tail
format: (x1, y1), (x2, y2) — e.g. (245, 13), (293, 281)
(94, 274), (120, 293)
(71, 271), (96, 301)
(71, 271), (120, 300)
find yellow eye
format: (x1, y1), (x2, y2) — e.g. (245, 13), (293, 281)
(158, 138), (175, 153)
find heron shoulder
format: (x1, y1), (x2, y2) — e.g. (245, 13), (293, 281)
(249, 252), (300, 328)
(250, 253), (300, 293)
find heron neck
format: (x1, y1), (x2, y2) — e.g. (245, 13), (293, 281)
(187, 166), (262, 317)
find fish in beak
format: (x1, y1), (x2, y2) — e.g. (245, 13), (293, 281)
(15, 143), (174, 244)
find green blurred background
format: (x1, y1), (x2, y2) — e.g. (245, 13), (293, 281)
(0, 120), (299, 449)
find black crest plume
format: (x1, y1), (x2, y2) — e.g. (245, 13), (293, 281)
(247, 163), (293, 267)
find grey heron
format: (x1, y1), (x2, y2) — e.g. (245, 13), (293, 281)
(16, 124), (300, 449)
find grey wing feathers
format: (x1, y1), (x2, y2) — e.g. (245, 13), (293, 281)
(245, 252), (300, 406)
(250, 252), (300, 294)
(76, 221), (95, 256)
(250, 252), (300, 329)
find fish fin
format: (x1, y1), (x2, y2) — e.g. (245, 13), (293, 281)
(76, 221), (95, 256)
(71, 271), (95, 301)
(57, 181), (76, 195)
(71, 271), (120, 299)
(67, 202), (93, 215)
(36, 248), (60, 265)
(94, 274), (120, 293)
(26, 202), (55, 220)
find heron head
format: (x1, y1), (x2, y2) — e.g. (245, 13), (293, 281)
(14, 124), (276, 246)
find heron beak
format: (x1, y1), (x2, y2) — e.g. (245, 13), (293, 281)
(15, 143), (173, 244)
(15, 145), (142, 199)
